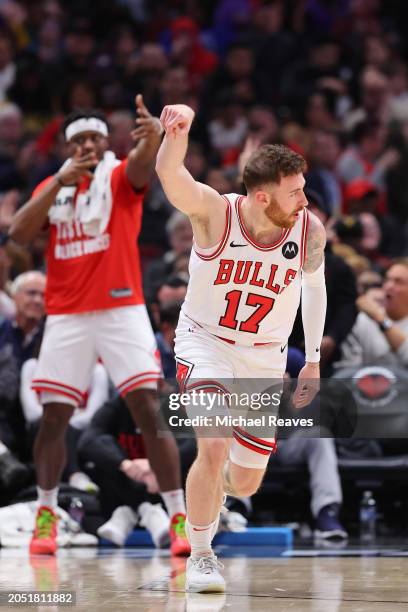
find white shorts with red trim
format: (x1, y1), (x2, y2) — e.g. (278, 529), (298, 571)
(32, 305), (161, 407)
(230, 427), (276, 468)
(175, 311), (285, 468)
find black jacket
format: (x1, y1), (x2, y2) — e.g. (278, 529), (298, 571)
(78, 396), (145, 477)
(290, 243), (358, 373)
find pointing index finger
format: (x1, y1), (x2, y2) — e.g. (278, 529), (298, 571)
(135, 93), (150, 117)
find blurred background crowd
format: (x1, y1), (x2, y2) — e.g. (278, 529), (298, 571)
(2, 0), (408, 541)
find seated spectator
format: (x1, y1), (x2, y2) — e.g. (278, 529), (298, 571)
(20, 359), (108, 493)
(143, 211), (192, 301)
(272, 431), (347, 541)
(335, 258), (408, 369)
(335, 259), (408, 456)
(0, 271), (46, 496)
(150, 275), (188, 329)
(78, 396), (194, 548)
(270, 350), (348, 541)
(0, 271), (45, 368)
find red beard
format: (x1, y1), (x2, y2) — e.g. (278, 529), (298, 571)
(265, 196), (298, 229)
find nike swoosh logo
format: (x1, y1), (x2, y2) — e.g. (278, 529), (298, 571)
(280, 343), (288, 353)
(192, 527), (211, 531)
(230, 241), (247, 247)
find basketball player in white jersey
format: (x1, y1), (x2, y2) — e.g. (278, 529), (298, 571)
(156, 104), (327, 592)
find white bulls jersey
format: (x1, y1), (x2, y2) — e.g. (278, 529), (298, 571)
(181, 193), (309, 346)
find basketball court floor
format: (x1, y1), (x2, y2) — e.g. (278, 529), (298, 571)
(1, 543), (408, 611)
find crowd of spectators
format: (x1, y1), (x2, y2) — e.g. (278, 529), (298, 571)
(2, 0), (408, 539)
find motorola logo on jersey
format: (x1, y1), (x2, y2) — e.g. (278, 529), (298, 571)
(282, 242), (299, 259)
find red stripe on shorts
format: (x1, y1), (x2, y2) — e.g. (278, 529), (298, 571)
(233, 431), (272, 455)
(185, 380), (230, 395)
(32, 378), (84, 399)
(119, 376), (161, 396)
(117, 371), (161, 392)
(234, 426), (276, 449)
(31, 384), (82, 405)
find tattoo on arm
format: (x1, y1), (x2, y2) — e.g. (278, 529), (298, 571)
(303, 214), (326, 273)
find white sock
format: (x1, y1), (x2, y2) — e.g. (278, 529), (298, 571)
(37, 486), (59, 509)
(186, 517), (218, 558)
(161, 489), (186, 517)
(0, 441), (9, 456)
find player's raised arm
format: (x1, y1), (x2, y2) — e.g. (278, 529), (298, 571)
(155, 104), (225, 220)
(293, 212), (327, 408)
(126, 94), (163, 190)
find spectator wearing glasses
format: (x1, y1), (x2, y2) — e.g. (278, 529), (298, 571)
(0, 271), (46, 370)
(0, 271), (46, 495)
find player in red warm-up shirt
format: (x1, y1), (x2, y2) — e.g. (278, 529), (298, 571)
(9, 96), (190, 557)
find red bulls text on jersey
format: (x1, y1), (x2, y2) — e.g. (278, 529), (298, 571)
(182, 194), (309, 346)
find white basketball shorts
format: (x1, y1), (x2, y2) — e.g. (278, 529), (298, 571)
(174, 311), (287, 468)
(32, 304), (161, 407)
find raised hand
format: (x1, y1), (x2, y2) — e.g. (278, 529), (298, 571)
(160, 104), (195, 138)
(238, 136), (261, 181)
(131, 93), (163, 141)
(356, 291), (386, 323)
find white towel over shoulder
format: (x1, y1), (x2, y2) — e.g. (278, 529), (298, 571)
(48, 151), (121, 236)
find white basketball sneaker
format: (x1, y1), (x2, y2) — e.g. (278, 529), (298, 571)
(185, 554), (225, 593)
(97, 506), (137, 546)
(138, 502), (170, 548)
